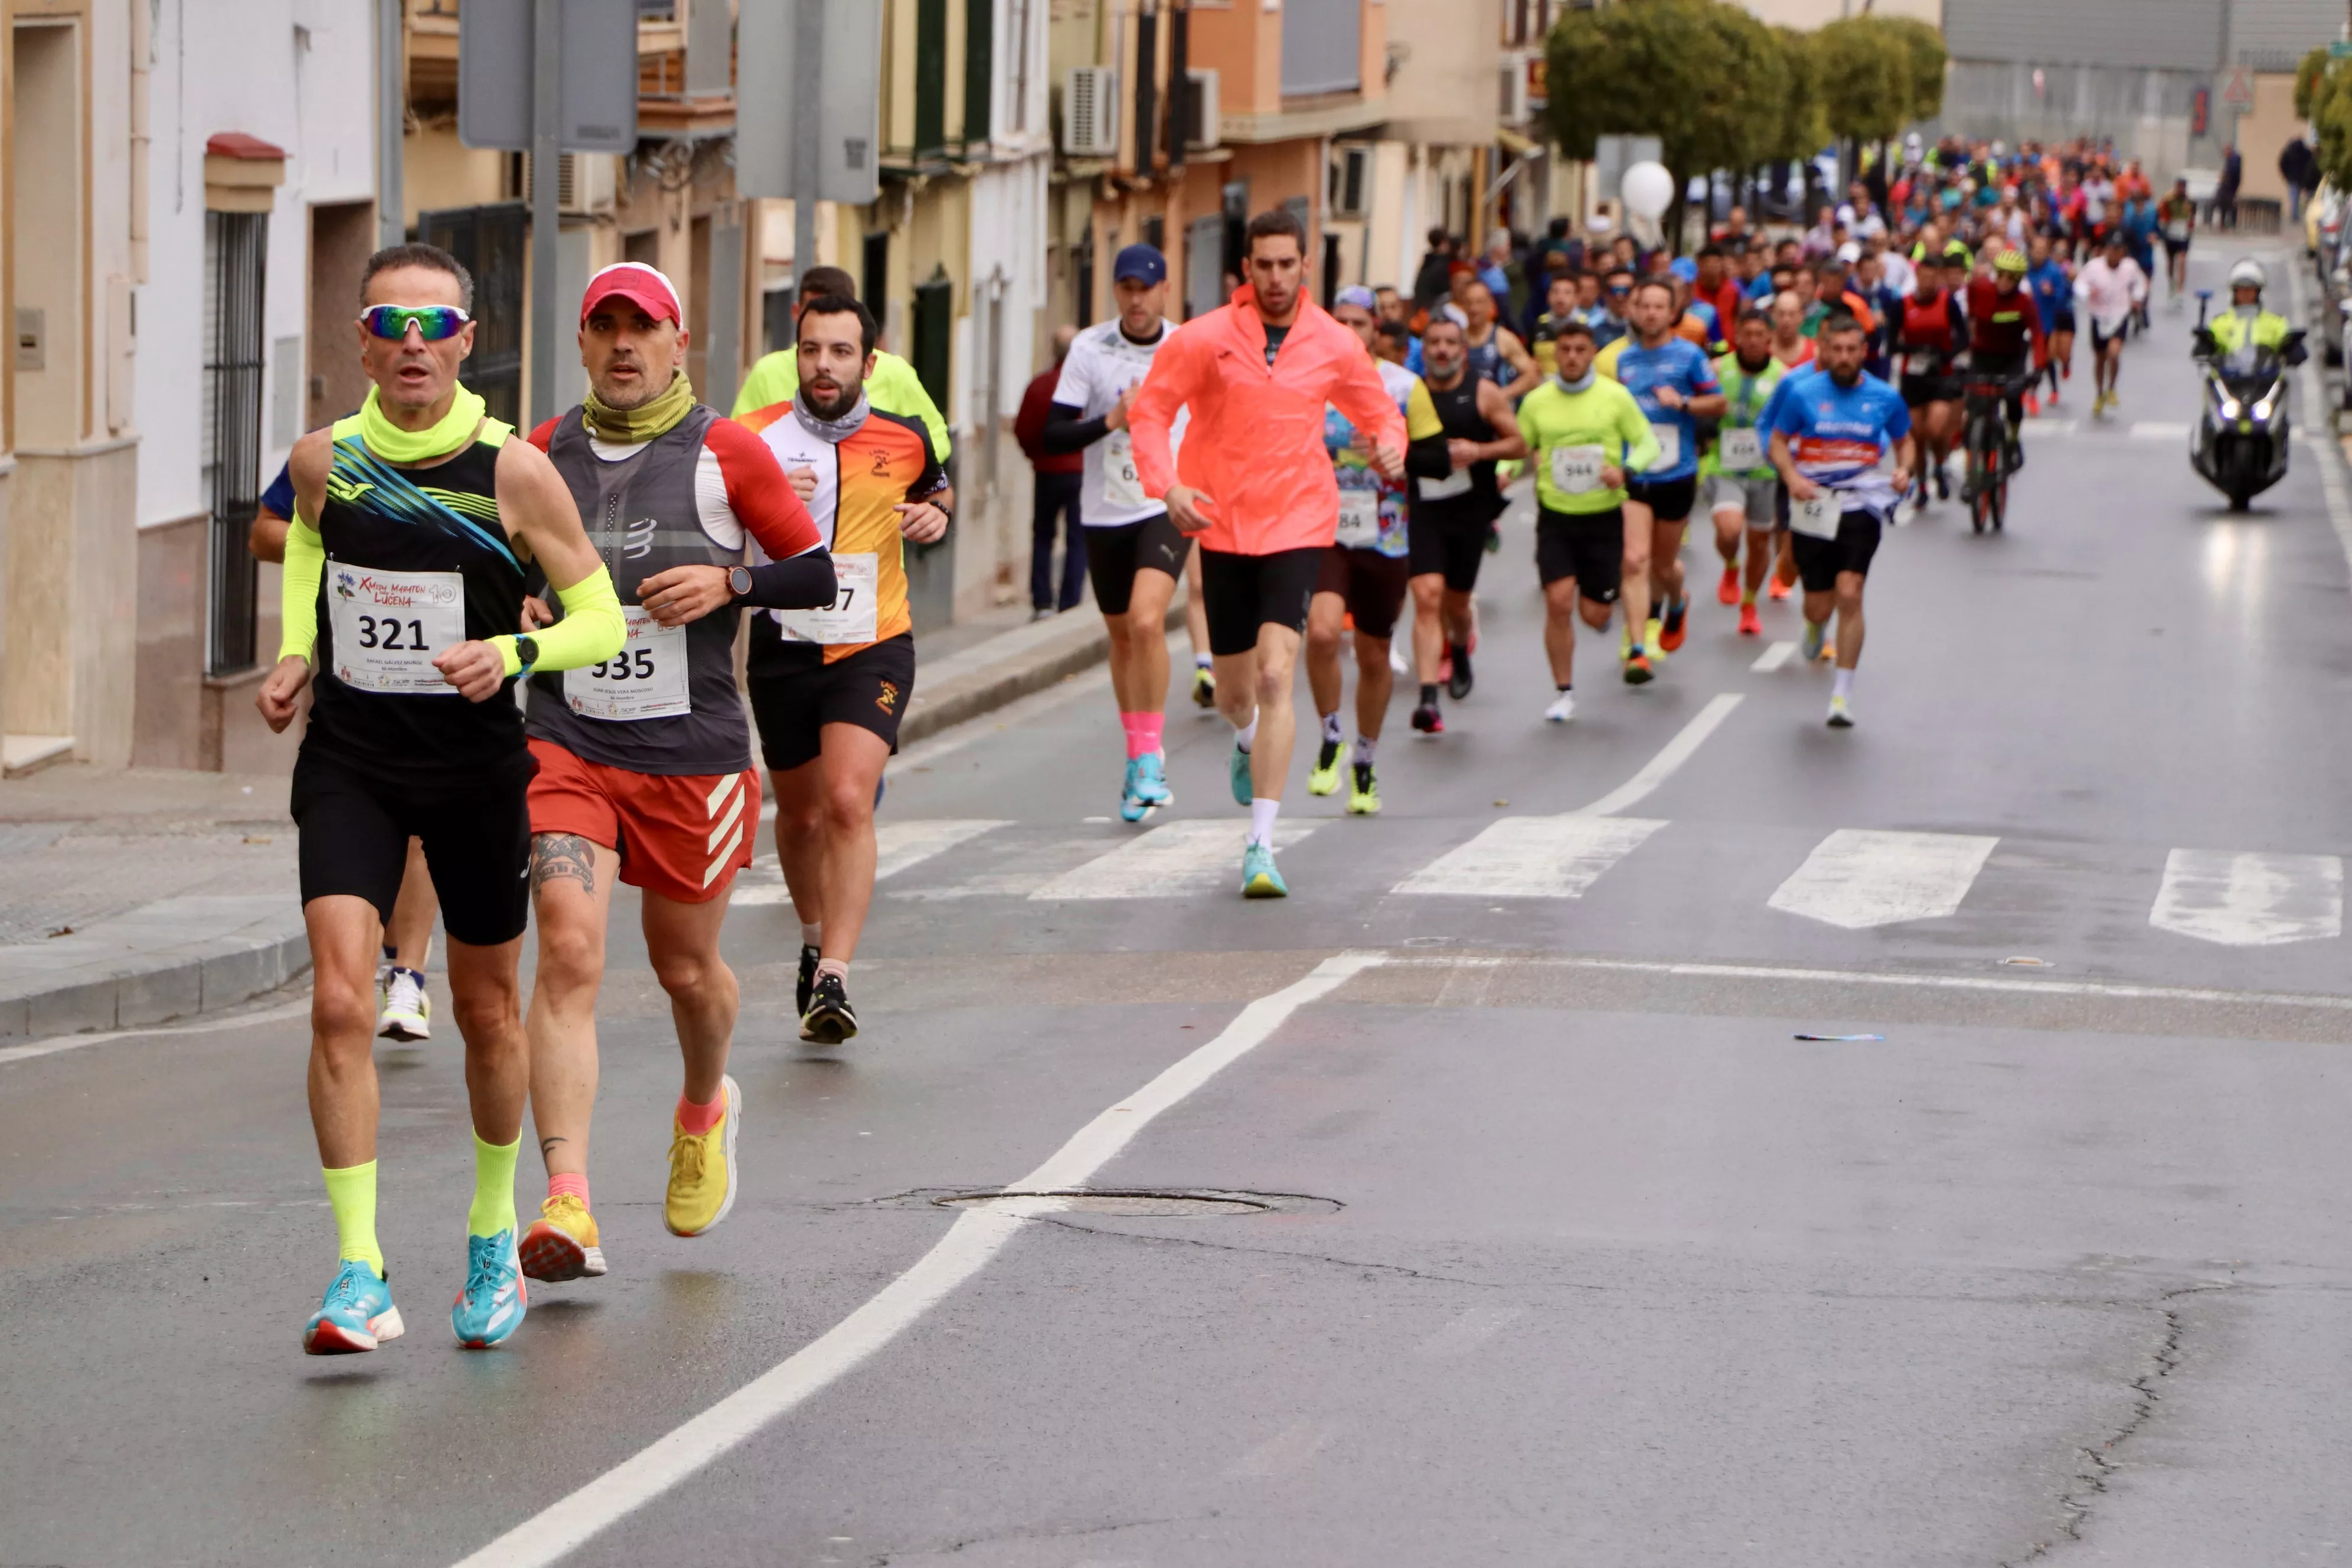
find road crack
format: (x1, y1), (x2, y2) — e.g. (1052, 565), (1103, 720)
(862, 1510), (1209, 1564)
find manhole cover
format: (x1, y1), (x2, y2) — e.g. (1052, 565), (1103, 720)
(937, 1190), (1270, 1217)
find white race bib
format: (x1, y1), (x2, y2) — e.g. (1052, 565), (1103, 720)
(772, 552), (880, 644)
(1335, 489), (1382, 549)
(1648, 422), (1683, 469)
(327, 561), (466, 695)
(2165, 220), (2190, 242)
(1102, 429), (1146, 512)
(1899, 351), (1931, 376)
(1417, 466), (1474, 501)
(1718, 427), (1765, 472)
(564, 606), (688, 721)
(1550, 444), (1607, 496)
(1790, 495), (1841, 540)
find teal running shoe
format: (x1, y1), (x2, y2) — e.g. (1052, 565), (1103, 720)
(303, 1259), (404, 1355)
(1133, 749), (1172, 807)
(451, 1228), (527, 1348)
(1121, 752), (1173, 822)
(1241, 840), (1288, 898)
(1230, 743), (1254, 806)
(1801, 619), (1827, 662)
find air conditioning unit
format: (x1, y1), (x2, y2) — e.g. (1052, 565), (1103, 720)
(1063, 66), (1119, 158)
(1330, 145), (1371, 220)
(1500, 52), (1531, 123)
(524, 152), (618, 214)
(1185, 67), (1221, 151)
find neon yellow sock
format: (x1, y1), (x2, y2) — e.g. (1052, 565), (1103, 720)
(468, 1132), (521, 1240)
(322, 1161), (384, 1278)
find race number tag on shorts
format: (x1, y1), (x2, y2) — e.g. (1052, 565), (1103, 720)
(327, 561), (466, 695)
(1418, 466), (1474, 501)
(1102, 430), (1147, 511)
(773, 552), (880, 644)
(1335, 489), (1381, 549)
(1718, 427), (1765, 471)
(2166, 221), (2190, 242)
(564, 606), (688, 721)
(1900, 351), (1928, 376)
(1550, 444), (1606, 495)
(1649, 422), (1683, 469)
(1790, 495), (1841, 540)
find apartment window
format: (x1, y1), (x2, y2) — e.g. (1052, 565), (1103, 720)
(416, 203), (527, 427)
(964, 0), (993, 148)
(911, 267), (953, 413)
(203, 210), (266, 676)
(1008, 0), (1033, 132)
(916, 0), (947, 156)
(1281, 0), (1360, 96)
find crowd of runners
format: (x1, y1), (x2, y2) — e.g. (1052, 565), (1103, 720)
(264, 129), (2223, 1356)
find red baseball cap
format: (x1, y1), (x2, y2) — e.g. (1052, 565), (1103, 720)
(579, 262), (682, 326)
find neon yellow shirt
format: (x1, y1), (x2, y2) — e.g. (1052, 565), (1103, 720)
(1517, 377), (1660, 515)
(731, 347), (952, 460)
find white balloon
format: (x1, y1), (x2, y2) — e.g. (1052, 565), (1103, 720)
(1621, 161), (1675, 221)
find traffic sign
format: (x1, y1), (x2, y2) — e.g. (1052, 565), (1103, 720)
(2330, 39), (2352, 59)
(457, 0), (639, 154)
(737, 0), (886, 207)
(2222, 65), (2256, 112)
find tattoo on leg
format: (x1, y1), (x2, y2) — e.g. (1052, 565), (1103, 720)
(532, 833), (596, 896)
(539, 1136), (567, 1157)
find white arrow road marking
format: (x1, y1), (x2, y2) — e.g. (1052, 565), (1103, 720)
(733, 819), (1010, 905)
(1768, 829), (1999, 929)
(1029, 819), (1317, 900)
(2149, 848), (2344, 946)
(1391, 816), (1665, 898)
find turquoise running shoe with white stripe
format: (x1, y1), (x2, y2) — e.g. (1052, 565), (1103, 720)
(451, 1228), (527, 1348)
(1121, 752), (1173, 822)
(1241, 840), (1288, 898)
(1230, 744), (1254, 806)
(303, 1259), (404, 1355)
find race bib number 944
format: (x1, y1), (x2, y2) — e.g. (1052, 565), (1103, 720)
(328, 561), (466, 695)
(1550, 445), (1606, 495)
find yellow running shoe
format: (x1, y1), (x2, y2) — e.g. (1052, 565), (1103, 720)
(665, 1074), (741, 1237)
(519, 1193), (607, 1281)
(1307, 737), (1345, 796)
(1644, 616), (1665, 662)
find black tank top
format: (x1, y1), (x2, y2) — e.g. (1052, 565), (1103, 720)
(305, 419), (530, 776)
(1419, 377), (1502, 517)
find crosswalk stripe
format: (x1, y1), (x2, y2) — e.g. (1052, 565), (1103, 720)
(1768, 828), (1998, 929)
(732, 819), (1010, 906)
(1391, 816), (1665, 898)
(1751, 640), (1796, 672)
(2148, 848), (2344, 946)
(2130, 421), (2191, 441)
(1029, 819), (1317, 900)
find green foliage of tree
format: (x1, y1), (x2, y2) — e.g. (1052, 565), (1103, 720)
(1881, 17), (1948, 123)
(2297, 46), (2331, 122)
(2315, 62), (2352, 192)
(1814, 16), (1913, 145)
(1761, 26), (1828, 167)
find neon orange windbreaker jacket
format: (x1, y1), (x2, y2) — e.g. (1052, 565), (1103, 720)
(1129, 287), (1409, 556)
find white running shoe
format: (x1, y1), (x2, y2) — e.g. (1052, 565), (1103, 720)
(1543, 691), (1576, 724)
(378, 967), (431, 1041)
(1827, 694), (1856, 729)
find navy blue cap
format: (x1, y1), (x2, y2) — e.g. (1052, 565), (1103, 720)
(1113, 244), (1167, 286)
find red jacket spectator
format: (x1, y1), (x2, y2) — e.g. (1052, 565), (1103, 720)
(1015, 361), (1082, 475)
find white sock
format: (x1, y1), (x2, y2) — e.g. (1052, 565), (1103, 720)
(1233, 713), (1259, 753)
(1195, 654), (1213, 671)
(1354, 736), (1377, 767)
(799, 922), (822, 948)
(1833, 668), (1855, 700)
(1321, 711), (1344, 745)
(1249, 797), (1281, 847)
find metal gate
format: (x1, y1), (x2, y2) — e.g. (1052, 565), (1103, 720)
(416, 202), (527, 426)
(204, 210), (267, 676)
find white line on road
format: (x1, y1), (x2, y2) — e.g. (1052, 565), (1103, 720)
(1767, 829), (1999, 929)
(1414, 1305), (1527, 1360)
(733, 819), (1010, 906)
(2129, 421), (2191, 441)
(1391, 816), (1665, 899)
(1570, 693), (1744, 818)
(451, 951), (1384, 1568)
(0, 995), (313, 1069)
(1222, 1417), (1338, 1480)
(1028, 819), (1317, 900)
(2149, 848), (2344, 946)
(1750, 640), (1796, 672)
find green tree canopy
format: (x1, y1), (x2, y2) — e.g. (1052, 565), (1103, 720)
(1814, 15), (1915, 145)
(1544, 0), (1781, 193)
(2297, 45), (2330, 121)
(1882, 16), (1949, 123)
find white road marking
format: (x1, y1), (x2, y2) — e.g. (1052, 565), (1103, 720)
(1414, 1305), (1526, 1360)
(1028, 819), (1317, 900)
(0, 995), (314, 1068)
(2149, 848), (2344, 946)
(1751, 639), (1796, 672)
(2130, 421), (2191, 440)
(1392, 816), (1665, 899)
(1570, 693), (1744, 818)
(2023, 418), (2078, 438)
(733, 819), (1011, 906)
(450, 952), (1384, 1568)
(1767, 828), (1999, 929)
(1223, 1417), (1337, 1479)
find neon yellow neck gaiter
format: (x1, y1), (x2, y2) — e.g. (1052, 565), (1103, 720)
(358, 382), (488, 463)
(582, 370), (697, 445)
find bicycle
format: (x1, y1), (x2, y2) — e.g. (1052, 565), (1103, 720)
(1958, 368), (2036, 534)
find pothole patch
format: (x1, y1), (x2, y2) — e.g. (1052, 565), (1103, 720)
(876, 1187), (1343, 1217)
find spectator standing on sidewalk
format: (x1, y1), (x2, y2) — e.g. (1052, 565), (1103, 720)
(2214, 145), (2242, 231)
(1015, 325), (1086, 619)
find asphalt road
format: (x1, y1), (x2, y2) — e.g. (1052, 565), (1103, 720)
(9, 242), (2352, 1567)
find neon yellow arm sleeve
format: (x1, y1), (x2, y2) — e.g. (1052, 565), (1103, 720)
(277, 517), (325, 662)
(489, 565), (626, 677)
(1621, 396), (1664, 474)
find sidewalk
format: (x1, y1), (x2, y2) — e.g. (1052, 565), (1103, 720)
(0, 591), (1182, 1041)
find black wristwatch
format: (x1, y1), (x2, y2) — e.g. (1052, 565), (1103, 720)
(728, 564), (754, 598)
(513, 635), (540, 677)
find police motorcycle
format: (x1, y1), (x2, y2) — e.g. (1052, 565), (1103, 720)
(2190, 260), (2307, 511)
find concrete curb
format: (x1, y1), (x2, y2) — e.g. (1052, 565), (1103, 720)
(899, 592), (1190, 748)
(0, 896), (311, 1043)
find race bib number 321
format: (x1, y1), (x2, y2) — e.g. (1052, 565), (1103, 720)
(328, 561), (466, 695)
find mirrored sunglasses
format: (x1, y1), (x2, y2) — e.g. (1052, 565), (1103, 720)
(361, 304), (472, 341)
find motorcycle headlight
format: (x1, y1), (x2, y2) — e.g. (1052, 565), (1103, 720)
(2216, 392), (2243, 420)
(2253, 385), (2282, 418)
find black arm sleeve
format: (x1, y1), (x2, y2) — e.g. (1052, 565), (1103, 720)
(1041, 401), (1111, 455)
(738, 551), (840, 610)
(1404, 432), (1454, 481)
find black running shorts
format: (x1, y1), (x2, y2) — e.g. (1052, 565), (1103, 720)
(1792, 510), (1882, 592)
(1199, 545), (1322, 656)
(1312, 545), (1412, 641)
(747, 632), (917, 773)
(1534, 506), (1624, 603)
(1082, 512), (1191, 617)
(1899, 372), (1958, 408)
(291, 743), (533, 947)
(1406, 498), (1493, 593)
(1622, 473), (1700, 522)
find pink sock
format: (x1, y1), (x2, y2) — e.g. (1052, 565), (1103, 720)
(676, 1091), (726, 1136)
(1122, 712), (1153, 760)
(1134, 711), (1164, 756)
(548, 1171), (590, 1207)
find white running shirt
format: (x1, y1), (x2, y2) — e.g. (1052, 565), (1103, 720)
(2074, 256), (2148, 335)
(1051, 317), (1188, 527)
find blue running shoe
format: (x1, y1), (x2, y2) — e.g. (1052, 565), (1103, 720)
(1121, 752), (1173, 822)
(1230, 744), (1254, 806)
(303, 1259), (404, 1355)
(451, 1228), (527, 1348)
(1133, 749), (1172, 807)
(1241, 840), (1288, 898)
(1801, 619), (1827, 662)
